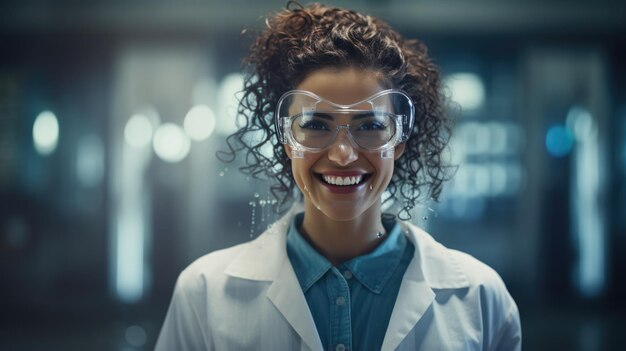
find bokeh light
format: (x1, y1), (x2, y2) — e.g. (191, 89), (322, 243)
(546, 124), (574, 157)
(33, 110), (59, 155)
(124, 114), (153, 148)
(567, 106), (594, 140)
(216, 73), (244, 135)
(152, 123), (191, 162)
(445, 73), (486, 111)
(183, 105), (216, 141)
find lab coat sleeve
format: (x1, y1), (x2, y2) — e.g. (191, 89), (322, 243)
(484, 270), (522, 351)
(458, 248), (522, 351)
(154, 269), (211, 351)
(490, 304), (522, 351)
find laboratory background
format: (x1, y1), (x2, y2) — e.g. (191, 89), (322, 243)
(1, 0), (625, 350)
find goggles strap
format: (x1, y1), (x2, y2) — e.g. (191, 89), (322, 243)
(291, 148), (305, 158)
(380, 147), (395, 159)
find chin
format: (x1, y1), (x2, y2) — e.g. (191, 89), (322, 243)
(317, 202), (375, 222)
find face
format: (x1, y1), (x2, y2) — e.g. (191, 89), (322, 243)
(285, 67), (405, 221)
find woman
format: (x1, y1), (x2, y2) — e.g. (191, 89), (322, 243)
(155, 3), (522, 350)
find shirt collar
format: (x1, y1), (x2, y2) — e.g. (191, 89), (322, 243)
(286, 212), (407, 294)
(343, 216), (406, 294)
(225, 204), (469, 290)
(286, 213), (332, 292)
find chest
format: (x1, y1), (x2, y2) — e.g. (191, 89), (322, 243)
(204, 282), (484, 351)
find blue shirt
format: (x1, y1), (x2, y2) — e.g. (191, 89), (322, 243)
(286, 213), (414, 351)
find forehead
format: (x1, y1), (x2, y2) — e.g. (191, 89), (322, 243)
(295, 67), (386, 104)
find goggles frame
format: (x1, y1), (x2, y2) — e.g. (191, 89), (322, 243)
(275, 89), (415, 158)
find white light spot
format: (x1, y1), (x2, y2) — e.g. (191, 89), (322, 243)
(116, 209), (144, 303)
(184, 105), (216, 141)
(459, 122), (489, 154)
(33, 110), (59, 155)
(153, 123), (191, 163)
(566, 105), (595, 140)
(474, 123), (490, 154)
(217, 73), (244, 135)
(487, 122), (508, 154)
(124, 114), (153, 148)
(445, 73), (486, 111)
(470, 165), (490, 196)
(568, 106), (605, 298)
(489, 163), (508, 196)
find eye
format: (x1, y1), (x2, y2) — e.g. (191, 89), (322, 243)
(299, 119), (331, 131)
(357, 120), (388, 131)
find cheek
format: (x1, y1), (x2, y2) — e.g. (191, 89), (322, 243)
(372, 156), (394, 173)
(378, 160), (396, 184)
(290, 157), (316, 184)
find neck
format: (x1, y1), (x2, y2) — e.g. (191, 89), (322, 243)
(300, 200), (386, 266)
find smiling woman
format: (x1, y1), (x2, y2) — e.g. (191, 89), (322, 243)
(155, 3), (522, 351)
(284, 68), (406, 237)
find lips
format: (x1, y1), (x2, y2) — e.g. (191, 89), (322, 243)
(314, 171), (371, 193)
(322, 174), (364, 186)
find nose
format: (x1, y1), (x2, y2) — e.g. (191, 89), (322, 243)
(327, 129), (358, 166)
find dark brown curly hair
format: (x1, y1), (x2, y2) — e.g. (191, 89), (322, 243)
(218, 2), (454, 220)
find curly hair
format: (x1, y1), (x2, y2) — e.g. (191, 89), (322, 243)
(218, 2), (454, 220)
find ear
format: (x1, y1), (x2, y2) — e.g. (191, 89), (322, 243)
(393, 142), (406, 160)
(284, 144), (293, 160)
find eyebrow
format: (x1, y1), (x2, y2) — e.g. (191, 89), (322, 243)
(311, 113), (333, 120)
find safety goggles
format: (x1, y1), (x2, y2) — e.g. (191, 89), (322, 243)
(275, 89), (415, 158)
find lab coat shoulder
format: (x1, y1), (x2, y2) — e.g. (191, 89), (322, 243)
(156, 220), (307, 351)
(154, 243), (250, 351)
(402, 222), (522, 350)
(179, 241), (249, 291)
(448, 247), (522, 350)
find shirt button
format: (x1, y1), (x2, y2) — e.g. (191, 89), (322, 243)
(343, 270), (353, 279)
(336, 296), (345, 306)
(336, 344), (346, 351)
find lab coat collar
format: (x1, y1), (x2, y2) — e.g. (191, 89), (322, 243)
(223, 205), (299, 281)
(224, 205), (470, 351)
(380, 221), (470, 350)
(224, 208), (469, 289)
(400, 221), (470, 290)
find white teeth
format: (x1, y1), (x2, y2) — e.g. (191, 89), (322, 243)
(322, 175), (363, 186)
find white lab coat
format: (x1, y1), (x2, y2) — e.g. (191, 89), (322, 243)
(155, 207), (522, 351)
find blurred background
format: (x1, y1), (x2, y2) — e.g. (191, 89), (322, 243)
(1, 0), (625, 350)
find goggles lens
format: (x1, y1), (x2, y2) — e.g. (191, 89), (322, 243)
(277, 89), (414, 152)
(291, 111), (396, 149)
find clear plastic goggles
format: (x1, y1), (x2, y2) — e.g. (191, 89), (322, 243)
(275, 89), (415, 158)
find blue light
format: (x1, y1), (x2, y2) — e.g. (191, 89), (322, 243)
(545, 125), (574, 157)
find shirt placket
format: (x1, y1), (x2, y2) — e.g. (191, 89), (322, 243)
(327, 267), (352, 351)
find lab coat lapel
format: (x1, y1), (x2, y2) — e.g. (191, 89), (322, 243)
(381, 222), (470, 350)
(380, 250), (435, 351)
(267, 259), (324, 351)
(225, 205), (323, 351)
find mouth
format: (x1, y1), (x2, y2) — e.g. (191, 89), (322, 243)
(314, 172), (371, 193)
(321, 174), (366, 186)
